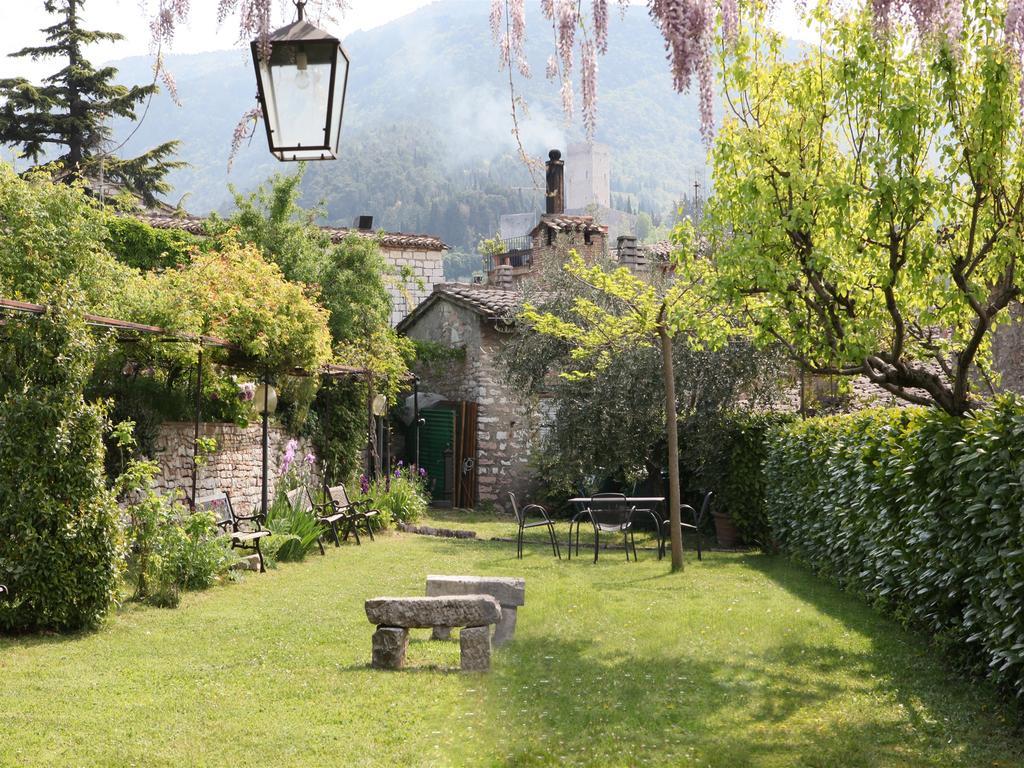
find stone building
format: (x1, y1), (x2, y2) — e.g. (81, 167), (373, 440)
(400, 150), (616, 508)
(397, 284), (541, 507)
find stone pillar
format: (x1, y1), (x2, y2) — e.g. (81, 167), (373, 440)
(492, 607), (518, 648)
(459, 626), (492, 672)
(371, 626), (409, 669)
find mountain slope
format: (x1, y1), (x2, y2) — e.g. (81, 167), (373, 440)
(106, 0), (714, 247)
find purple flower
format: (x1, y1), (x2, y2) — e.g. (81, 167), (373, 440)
(397, 460), (404, 468)
(281, 439), (298, 474)
(359, 474), (370, 494)
(304, 452), (316, 465)
(419, 467), (427, 477)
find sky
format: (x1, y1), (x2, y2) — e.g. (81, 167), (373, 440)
(0, 0), (814, 81)
(0, 0), (438, 79)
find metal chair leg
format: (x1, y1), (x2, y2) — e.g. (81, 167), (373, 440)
(549, 522), (561, 559)
(593, 525), (599, 563)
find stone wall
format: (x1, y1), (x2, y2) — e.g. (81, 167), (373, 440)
(151, 422), (314, 513)
(406, 301), (543, 510)
(384, 247), (446, 327)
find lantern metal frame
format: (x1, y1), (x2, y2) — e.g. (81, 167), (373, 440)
(250, 1), (350, 162)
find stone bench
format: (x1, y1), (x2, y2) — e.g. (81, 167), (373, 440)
(426, 575), (525, 647)
(365, 595), (502, 672)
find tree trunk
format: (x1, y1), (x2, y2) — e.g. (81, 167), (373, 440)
(659, 325), (683, 572)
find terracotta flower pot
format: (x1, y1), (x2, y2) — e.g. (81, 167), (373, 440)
(712, 511), (741, 549)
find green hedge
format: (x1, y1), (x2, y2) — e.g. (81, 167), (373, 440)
(763, 398), (1024, 695)
(680, 412), (794, 544)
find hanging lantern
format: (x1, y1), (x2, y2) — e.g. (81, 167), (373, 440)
(250, 1), (350, 161)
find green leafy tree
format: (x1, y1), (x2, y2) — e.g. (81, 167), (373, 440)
(0, 0), (182, 205)
(521, 227), (730, 572)
(701, 0), (1024, 416)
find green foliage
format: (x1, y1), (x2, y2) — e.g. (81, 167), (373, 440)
(104, 216), (197, 271)
(763, 397), (1024, 696)
(308, 378), (368, 485)
(506, 251), (785, 494)
(356, 465), (429, 527)
(160, 236), (333, 374)
(702, 0), (1024, 414)
(0, 299), (121, 632)
(113, 420), (234, 607)
(263, 495), (322, 563)
(0, 1), (181, 204)
(679, 412), (794, 545)
(0, 164), (130, 311)
(413, 339), (466, 365)
(143, 511), (236, 608)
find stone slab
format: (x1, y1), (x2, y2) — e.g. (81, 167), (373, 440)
(459, 625), (492, 671)
(372, 627), (408, 669)
(426, 575), (525, 607)
(365, 595), (501, 629)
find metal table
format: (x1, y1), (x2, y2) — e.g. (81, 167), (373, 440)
(566, 497), (665, 561)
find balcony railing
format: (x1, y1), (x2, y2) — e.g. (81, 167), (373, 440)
(488, 235), (534, 271)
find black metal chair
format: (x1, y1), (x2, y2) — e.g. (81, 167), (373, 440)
(324, 484), (379, 545)
(195, 491), (272, 573)
(569, 492), (638, 563)
(508, 492), (561, 559)
(659, 490), (713, 561)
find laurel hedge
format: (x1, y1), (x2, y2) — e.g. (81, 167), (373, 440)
(763, 397), (1024, 695)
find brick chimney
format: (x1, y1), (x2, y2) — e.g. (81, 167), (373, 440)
(545, 149), (564, 215)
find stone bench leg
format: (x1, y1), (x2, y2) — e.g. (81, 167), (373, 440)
(372, 626), (409, 669)
(492, 606), (517, 648)
(431, 626), (452, 641)
(460, 625), (492, 671)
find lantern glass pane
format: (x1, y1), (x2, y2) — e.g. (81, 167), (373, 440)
(265, 41), (335, 152)
(329, 45), (349, 155)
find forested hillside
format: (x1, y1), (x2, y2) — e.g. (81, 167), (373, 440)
(99, 0), (735, 252)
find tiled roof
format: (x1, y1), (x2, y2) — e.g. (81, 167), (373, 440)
(530, 214), (608, 236)
(396, 283), (527, 332)
(431, 283), (523, 318)
(134, 213), (448, 252)
(320, 226), (448, 252)
(639, 241), (674, 260)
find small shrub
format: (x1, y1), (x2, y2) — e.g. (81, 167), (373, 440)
(356, 463), (429, 527)
(264, 494), (322, 562)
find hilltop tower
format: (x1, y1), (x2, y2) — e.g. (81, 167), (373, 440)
(566, 142), (611, 211)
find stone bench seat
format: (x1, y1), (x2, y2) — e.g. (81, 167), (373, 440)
(365, 595), (501, 671)
(426, 575), (525, 647)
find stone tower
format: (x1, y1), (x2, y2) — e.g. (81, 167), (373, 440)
(566, 142), (611, 211)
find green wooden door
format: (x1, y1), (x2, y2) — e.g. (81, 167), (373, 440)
(419, 407), (455, 501)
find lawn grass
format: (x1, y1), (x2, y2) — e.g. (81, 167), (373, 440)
(1, 529), (1022, 767)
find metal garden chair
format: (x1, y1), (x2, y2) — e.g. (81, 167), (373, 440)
(568, 492), (638, 563)
(325, 484), (380, 545)
(658, 490), (713, 561)
(195, 491), (272, 573)
(507, 492), (561, 559)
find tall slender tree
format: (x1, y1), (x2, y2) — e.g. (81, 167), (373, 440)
(0, 0), (182, 205)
